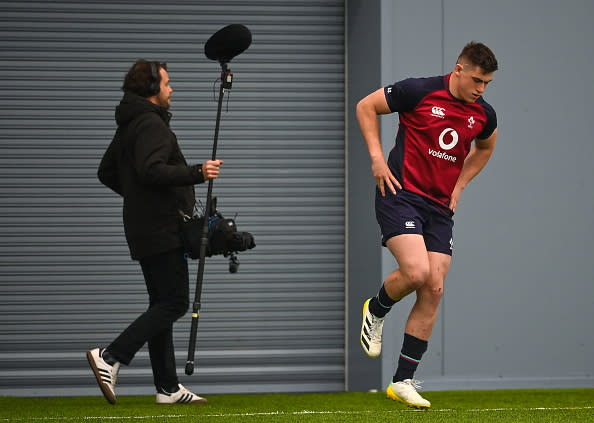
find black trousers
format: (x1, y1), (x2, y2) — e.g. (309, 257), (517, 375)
(108, 248), (189, 391)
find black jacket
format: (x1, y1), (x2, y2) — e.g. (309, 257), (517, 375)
(98, 92), (205, 260)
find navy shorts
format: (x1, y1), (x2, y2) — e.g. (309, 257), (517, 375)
(375, 189), (454, 255)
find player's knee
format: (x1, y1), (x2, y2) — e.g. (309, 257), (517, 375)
(427, 285), (444, 302)
(403, 267), (430, 290)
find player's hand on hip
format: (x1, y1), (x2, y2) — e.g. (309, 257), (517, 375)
(202, 160), (223, 180)
(371, 157), (401, 196)
(449, 186), (462, 212)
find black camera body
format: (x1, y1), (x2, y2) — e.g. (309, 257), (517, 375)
(206, 213), (255, 257)
(180, 199), (255, 272)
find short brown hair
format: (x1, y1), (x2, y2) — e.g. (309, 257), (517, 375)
(457, 42), (498, 73)
(121, 60), (168, 97)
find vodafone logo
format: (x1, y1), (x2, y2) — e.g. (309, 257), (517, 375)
(438, 128), (459, 150)
(428, 128), (459, 162)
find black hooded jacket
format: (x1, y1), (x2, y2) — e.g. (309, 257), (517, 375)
(98, 92), (205, 260)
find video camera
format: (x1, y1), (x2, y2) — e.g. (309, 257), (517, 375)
(180, 198), (255, 273)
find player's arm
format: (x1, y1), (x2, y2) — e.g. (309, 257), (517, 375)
(450, 128), (498, 212)
(356, 88), (401, 196)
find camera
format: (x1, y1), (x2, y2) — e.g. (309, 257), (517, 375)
(180, 198), (255, 272)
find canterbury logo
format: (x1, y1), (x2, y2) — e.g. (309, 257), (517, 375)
(431, 106), (446, 118)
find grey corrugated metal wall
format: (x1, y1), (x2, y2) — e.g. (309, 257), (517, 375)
(0, 1), (345, 396)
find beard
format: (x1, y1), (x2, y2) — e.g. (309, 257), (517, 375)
(157, 93), (171, 109)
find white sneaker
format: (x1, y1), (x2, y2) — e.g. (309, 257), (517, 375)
(360, 298), (384, 357)
(86, 348), (120, 404)
(156, 384), (207, 404)
(387, 379), (431, 409)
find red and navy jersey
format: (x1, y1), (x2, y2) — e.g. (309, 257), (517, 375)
(384, 74), (497, 208)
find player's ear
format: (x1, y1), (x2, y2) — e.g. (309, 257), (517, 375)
(453, 63), (464, 74)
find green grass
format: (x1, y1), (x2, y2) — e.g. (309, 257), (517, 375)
(1, 389), (593, 423)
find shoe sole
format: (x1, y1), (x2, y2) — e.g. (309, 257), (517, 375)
(86, 350), (116, 405)
(156, 398), (208, 405)
(360, 299), (380, 358)
(386, 385), (430, 409)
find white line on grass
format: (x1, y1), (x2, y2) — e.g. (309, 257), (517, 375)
(3, 406), (594, 421)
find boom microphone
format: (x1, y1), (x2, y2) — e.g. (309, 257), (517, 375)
(204, 24), (252, 63)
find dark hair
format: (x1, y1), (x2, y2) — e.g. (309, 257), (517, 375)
(121, 60), (168, 97)
(457, 42), (498, 73)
